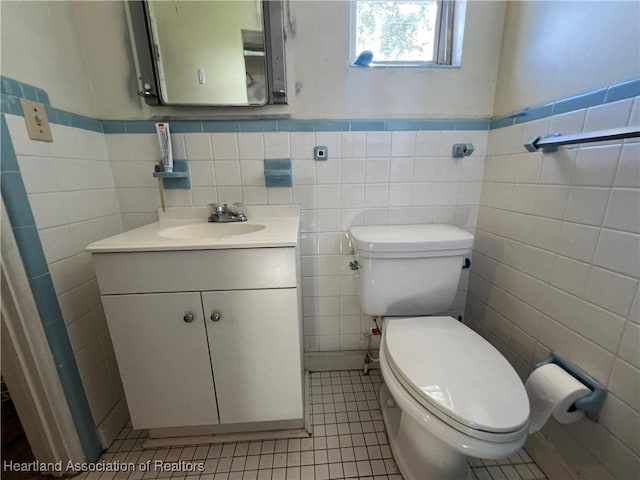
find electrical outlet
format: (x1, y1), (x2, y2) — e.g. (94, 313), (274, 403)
(20, 98), (52, 142)
(314, 146), (328, 161)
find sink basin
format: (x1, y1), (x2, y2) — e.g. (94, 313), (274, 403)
(159, 223), (266, 240)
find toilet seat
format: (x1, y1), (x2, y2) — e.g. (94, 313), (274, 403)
(383, 316), (530, 443)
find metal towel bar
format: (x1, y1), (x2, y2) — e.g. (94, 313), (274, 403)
(524, 126), (640, 153)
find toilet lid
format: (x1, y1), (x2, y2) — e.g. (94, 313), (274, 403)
(384, 316), (530, 434)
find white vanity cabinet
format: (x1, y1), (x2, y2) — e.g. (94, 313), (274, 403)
(101, 293), (220, 429)
(92, 245), (303, 432)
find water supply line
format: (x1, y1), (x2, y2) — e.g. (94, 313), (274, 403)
(363, 316), (382, 375)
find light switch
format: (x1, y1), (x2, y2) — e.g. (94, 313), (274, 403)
(20, 98), (52, 142)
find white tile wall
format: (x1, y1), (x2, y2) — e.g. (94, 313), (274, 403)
(105, 129), (488, 353)
(5, 114), (126, 443)
(467, 97), (640, 480)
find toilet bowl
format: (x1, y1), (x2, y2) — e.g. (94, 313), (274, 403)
(348, 225), (531, 479)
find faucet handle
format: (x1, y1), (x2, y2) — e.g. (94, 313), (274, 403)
(229, 202), (245, 215)
(208, 203), (227, 214)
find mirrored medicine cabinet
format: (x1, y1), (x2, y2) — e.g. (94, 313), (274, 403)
(128, 1), (287, 107)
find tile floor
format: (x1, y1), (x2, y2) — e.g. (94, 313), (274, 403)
(85, 370), (548, 480)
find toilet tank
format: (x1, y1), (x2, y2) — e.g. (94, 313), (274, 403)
(349, 225), (474, 316)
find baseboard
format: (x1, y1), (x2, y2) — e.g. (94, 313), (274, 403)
(304, 350), (379, 371)
(96, 397), (129, 449)
(526, 433), (578, 480)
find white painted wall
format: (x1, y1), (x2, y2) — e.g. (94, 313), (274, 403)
(75, 0), (507, 120)
(494, 1), (640, 115)
(0, 2), (96, 117)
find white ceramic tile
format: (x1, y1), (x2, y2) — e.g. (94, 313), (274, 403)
(237, 132), (264, 159)
(164, 189), (192, 207)
(548, 110), (586, 136)
(300, 210), (317, 233)
(364, 158), (389, 183)
(340, 158), (365, 183)
(189, 161), (215, 187)
(388, 183), (412, 207)
(293, 160), (316, 185)
(365, 132), (391, 157)
(5, 114), (52, 157)
(315, 133), (341, 159)
(618, 322), (640, 369)
(290, 132), (316, 159)
(364, 184), (388, 208)
(211, 133), (239, 160)
(389, 157), (414, 182)
(39, 225), (76, 263)
(340, 132), (366, 158)
(242, 186), (268, 206)
(316, 185), (340, 209)
(316, 159), (341, 185)
(460, 156), (486, 182)
(267, 187), (292, 205)
(550, 256), (590, 297)
(191, 187), (218, 206)
(584, 99), (634, 132)
(214, 160), (242, 186)
(437, 157), (463, 181)
(293, 186), (316, 210)
(614, 143), (640, 187)
(28, 192), (70, 229)
(184, 133), (213, 160)
(514, 152), (543, 184)
(415, 131), (441, 157)
(410, 183), (435, 206)
(218, 186), (243, 204)
(17, 155), (62, 193)
(413, 156), (439, 181)
(604, 189), (640, 233)
(390, 131), (416, 157)
(563, 187), (610, 225)
(435, 182), (459, 206)
(534, 185), (570, 219)
(594, 229), (640, 278)
(511, 185), (537, 214)
(584, 267), (638, 317)
(577, 301), (627, 354)
(588, 423), (640, 480)
(264, 132), (290, 158)
(238, 159), (265, 186)
(599, 394), (640, 455)
(316, 210), (340, 232)
(556, 221), (600, 263)
(572, 145), (621, 186)
(340, 185), (365, 209)
(539, 149), (576, 184)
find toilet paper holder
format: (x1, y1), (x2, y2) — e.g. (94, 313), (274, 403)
(536, 352), (607, 422)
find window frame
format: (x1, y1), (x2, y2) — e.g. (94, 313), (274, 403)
(349, 0), (456, 67)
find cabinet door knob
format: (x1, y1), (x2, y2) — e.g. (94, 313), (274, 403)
(210, 311), (222, 322)
(183, 313), (195, 323)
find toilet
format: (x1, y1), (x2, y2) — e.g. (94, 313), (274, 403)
(348, 224), (530, 480)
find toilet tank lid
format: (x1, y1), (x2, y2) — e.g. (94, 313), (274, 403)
(349, 224), (473, 253)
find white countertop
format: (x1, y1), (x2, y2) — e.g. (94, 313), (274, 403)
(86, 206), (300, 253)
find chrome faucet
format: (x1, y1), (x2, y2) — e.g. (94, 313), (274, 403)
(208, 203), (247, 223)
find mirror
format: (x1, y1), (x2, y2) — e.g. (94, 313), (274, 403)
(129, 1), (287, 107)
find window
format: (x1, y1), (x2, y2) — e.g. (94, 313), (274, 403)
(351, 0), (457, 67)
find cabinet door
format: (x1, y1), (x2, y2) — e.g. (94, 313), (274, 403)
(202, 289), (303, 424)
(102, 293), (219, 429)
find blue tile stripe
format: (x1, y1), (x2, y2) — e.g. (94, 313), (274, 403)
(492, 77), (640, 130)
(0, 112), (102, 461)
(1, 75), (638, 134)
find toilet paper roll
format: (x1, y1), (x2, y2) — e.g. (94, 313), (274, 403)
(525, 363), (591, 433)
